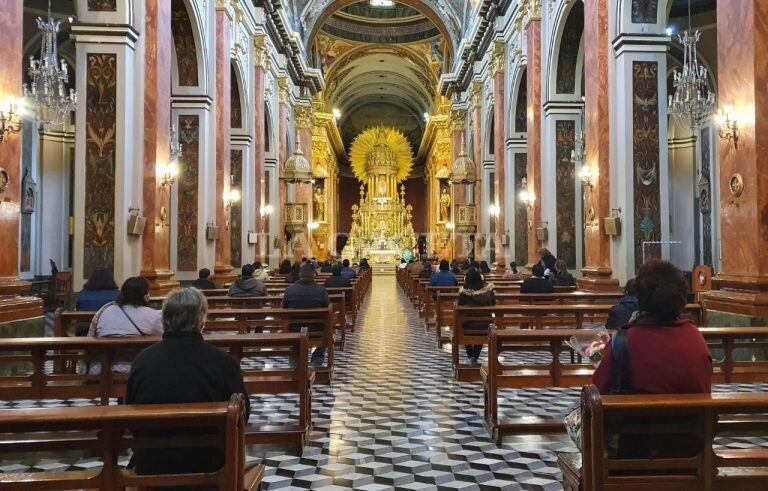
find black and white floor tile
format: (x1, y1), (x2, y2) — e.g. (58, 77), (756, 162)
(2, 276), (767, 490)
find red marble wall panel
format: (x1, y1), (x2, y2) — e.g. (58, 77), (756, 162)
(404, 177), (427, 234)
(83, 53), (117, 279)
(337, 176), (358, 234)
(632, 61), (661, 269)
(526, 20), (543, 266)
(177, 114), (199, 271)
(230, 149), (243, 268)
(171, 0), (199, 87)
(492, 71), (506, 266)
(555, 120), (576, 267)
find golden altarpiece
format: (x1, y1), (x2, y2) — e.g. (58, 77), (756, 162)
(342, 127), (415, 264)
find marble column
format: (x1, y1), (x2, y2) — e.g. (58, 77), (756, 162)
(471, 83), (484, 259)
(141, 0), (177, 294)
(277, 77), (289, 260)
(0, 0), (42, 322)
(450, 109), (467, 258)
(525, 14), (543, 268)
(253, 36), (268, 262)
(578, 0), (618, 290)
(701, 0), (768, 319)
(211, 4), (234, 285)
(491, 42), (507, 269)
(294, 104), (313, 262)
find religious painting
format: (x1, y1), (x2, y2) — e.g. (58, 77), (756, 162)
(632, 61), (661, 269)
(177, 114), (199, 271)
(514, 153), (529, 265)
(230, 149), (243, 268)
(88, 0), (117, 11)
(515, 71), (527, 133)
(631, 0), (658, 24)
(555, 120), (576, 268)
(556, 2), (583, 94)
(314, 33), (356, 72)
(21, 175), (36, 214)
(84, 53), (117, 278)
(231, 65), (242, 128)
(171, 0), (199, 87)
(699, 127), (713, 266)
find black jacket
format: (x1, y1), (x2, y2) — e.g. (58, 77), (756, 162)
(324, 276), (352, 288)
(125, 331), (249, 476)
(458, 283), (496, 330)
(605, 295), (639, 329)
(227, 277), (267, 297)
(520, 277), (555, 294)
(283, 279), (330, 309)
(191, 278), (217, 290)
(551, 271), (576, 286)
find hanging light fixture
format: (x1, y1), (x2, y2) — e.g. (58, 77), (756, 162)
(667, 0), (715, 129)
(23, 1), (77, 126)
(570, 100), (586, 174)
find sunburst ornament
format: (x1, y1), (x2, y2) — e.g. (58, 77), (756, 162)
(349, 126), (413, 182)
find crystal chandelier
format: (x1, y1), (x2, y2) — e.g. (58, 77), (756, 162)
(667, 1), (715, 129)
(23, 1), (77, 126)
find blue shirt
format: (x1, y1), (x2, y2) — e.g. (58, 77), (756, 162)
(429, 270), (458, 287)
(76, 289), (119, 311)
(341, 267), (357, 279)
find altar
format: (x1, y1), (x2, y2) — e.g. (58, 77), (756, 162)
(341, 127), (416, 264)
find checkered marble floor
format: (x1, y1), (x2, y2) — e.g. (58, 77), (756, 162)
(2, 276), (767, 490)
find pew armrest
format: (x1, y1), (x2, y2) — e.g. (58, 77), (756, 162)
(244, 463), (265, 491)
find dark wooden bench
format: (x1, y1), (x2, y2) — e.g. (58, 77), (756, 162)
(453, 303), (704, 381)
(0, 393), (263, 490)
(0, 332), (314, 449)
(482, 327), (768, 443)
(557, 385), (768, 490)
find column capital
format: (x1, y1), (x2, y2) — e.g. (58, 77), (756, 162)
(471, 81), (483, 108)
(294, 104), (314, 129)
(253, 34), (271, 70)
(450, 109), (467, 132)
(490, 41), (506, 76)
(278, 76), (291, 103)
(523, 0), (542, 28)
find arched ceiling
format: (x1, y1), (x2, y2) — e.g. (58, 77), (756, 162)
(311, 1), (447, 155)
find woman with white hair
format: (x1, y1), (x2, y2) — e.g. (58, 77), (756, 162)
(125, 287), (249, 477)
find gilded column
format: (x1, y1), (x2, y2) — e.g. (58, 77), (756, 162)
(524, 2), (543, 268)
(491, 41), (507, 269)
(451, 108), (467, 258)
(700, 0), (768, 319)
(294, 103), (314, 261)
(578, 0), (618, 290)
(0, 0), (42, 323)
(141, 0), (177, 294)
(471, 82), (484, 257)
(211, 1), (234, 285)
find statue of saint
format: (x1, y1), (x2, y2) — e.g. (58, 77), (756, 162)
(377, 175), (387, 197)
(313, 188), (326, 222)
(439, 188), (451, 222)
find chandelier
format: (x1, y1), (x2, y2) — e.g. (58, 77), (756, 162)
(23, 1), (77, 126)
(667, 1), (715, 129)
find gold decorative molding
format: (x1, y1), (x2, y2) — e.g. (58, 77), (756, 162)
(278, 76), (290, 103)
(294, 105), (314, 129)
(523, 0), (542, 27)
(450, 109), (467, 132)
(253, 35), (270, 70)
(491, 41), (506, 75)
(471, 81), (483, 108)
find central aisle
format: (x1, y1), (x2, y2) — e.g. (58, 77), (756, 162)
(256, 276), (572, 490)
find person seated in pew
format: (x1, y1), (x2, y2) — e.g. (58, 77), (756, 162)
(87, 277), (164, 374)
(586, 260), (712, 458)
(126, 287), (250, 477)
(419, 260), (434, 279)
(502, 261), (523, 280)
(341, 259), (357, 279)
(227, 264), (268, 297)
(76, 268), (120, 336)
(551, 259), (576, 286)
(285, 262), (302, 283)
(430, 259), (458, 286)
(324, 263), (352, 288)
(283, 263), (331, 368)
(251, 260), (270, 281)
(520, 264), (555, 294)
(191, 267), (217, 290)
(538, 247), (558, 278)
(278, 259), (292, 275)
(406, 259), (421, 275)
(605, 278), (638, 329)
(320, 260), (334, 273)
(478, 261), (492, 275)
(459, 268), (496, 367)
(359, 258), (371, 272)
(450, 259), (461, 275)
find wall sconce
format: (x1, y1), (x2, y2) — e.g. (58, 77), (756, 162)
(445, 221), (455, 231)
(223, 189), (240, 210)
(307, 220), (319, 231)
(0, 98), (25, 143)
(488, 204), (500, 220)
(519, 177), (536, 208)
(579, 164), (598, 189)
(158, 161), (179, 188)
(715, 107), (739, 145)
(260, 204), (273, 217)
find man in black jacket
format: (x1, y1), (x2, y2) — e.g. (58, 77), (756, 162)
(126, 287), (249, 477)
(227, 264), (267, 296)
(324, 263), (352, 287)
(283, 263), (331, 367)
(191, 268), (217, 290)
(520, 264), (555, 294)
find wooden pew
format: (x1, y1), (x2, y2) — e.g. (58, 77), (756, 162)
(0, 332), (314, 449)
(452, 303), (704, 381)
(558, 385), (768, 490)
(482, 327), (768, 443)
(0, 394), (263, 490)
(55, 306), (336, 384)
